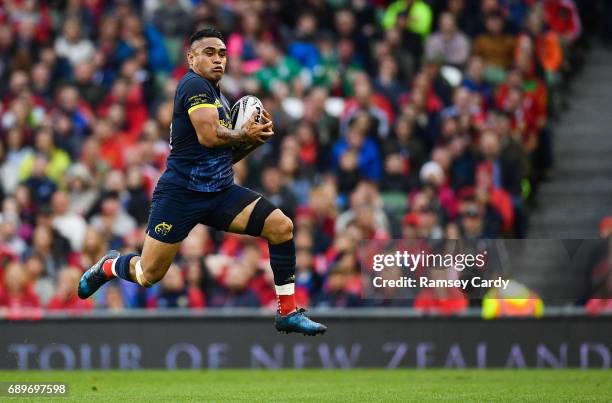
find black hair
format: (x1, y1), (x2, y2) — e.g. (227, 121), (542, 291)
(189, 28), (224, 47)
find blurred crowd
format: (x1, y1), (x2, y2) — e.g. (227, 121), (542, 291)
(0, 0), (609, 317)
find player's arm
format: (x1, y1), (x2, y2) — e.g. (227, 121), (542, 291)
(184, 79), (272, 148)
(189, 107), (272, 148)
(189, 106), (244, 147)
(231, 143), (259, 164)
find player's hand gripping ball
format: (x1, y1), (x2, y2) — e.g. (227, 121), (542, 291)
(231, 95), (273, 145)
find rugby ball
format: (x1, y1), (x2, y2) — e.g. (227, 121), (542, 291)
(231, 95), (263, 130)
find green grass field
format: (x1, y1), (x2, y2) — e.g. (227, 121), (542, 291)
(0, 370), (610, 402)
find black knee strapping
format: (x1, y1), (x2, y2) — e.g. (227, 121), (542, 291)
(245, 197), (276, 236)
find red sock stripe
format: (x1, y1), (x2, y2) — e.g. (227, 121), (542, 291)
(102, 258), (116, 279)
(278, 294), (297, 316)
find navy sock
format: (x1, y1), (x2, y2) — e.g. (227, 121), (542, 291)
(268, 239), (296, 285)
(115, 253), (139, 283)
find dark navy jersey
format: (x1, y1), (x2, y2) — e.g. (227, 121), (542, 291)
(160, 69), (234, 192)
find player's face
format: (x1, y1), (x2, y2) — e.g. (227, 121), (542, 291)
(188, 37), (227, 83)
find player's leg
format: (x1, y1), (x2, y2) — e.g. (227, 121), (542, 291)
(228, 202), (296, 312)
(78, 235), (182, 298)
(78, 184), (198, 298)
(221, 188), (326, 335)
(112, 235), (181, 286)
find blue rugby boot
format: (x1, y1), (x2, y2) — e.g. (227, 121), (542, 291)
(78, 250), (120, 299)
(275, 308), (327, 336)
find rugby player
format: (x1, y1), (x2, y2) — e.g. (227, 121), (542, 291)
(77, 28), (327, 336)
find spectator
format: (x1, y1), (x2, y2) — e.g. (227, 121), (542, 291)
(22, 154), (57, 208)
(294, 228), (322, 306)
(473, 11), (517, 84)
(0, 262), (41, 319)
(382, 0), (433, 38)
(91, 119), (124, 170)
(54, 85), (93, 136)
(313, 252), (361, 308)
(336, 181), (390, 238)
(105, 283), (126, 312)
(148, 264), (205, 309)
(72, 62), (106, 108)
(301, 87), (338, 161)
(599, 217), (612, 239)
(1, 128), (32, 194)
(25, 223), (67, 279)
(334, 8), (369, 67)
(51, 190), (87, 252)
(260, 165), (298, 220)
(458, 195), (502, 239)
(288, 13), (321, 71)
(0, 212), (26, 257)
(125, 166), (151, 226)
(206, 244), (267, 308)
(90, 193), (137, 240)
(332, 116), (382, 193)
(425, 12), (470, 67)
(373, 56), (405, 110)
(340, 74), (393, 140)
(543, 0), (581, 44)
(77, 226), (108, 273)
(13, 184), (36, 228)
(254, 42), (302, 94)
(382, 26), (421, 82)
(522, 8), (563, 80)
(152, 0), (192, 41)
(118, 13), (172, 74)
(227, 12), (269, 75)
(414, 269), (468, 315)
(54, 18), (95, 67)
(64, 163), (99, 217)
(461, 55), (494, 108)
(47, 266), (93, 311)
(419, 159), (458, 221)
(482, 280), (544, 319)
(30, 62), (53, 102)
(19, 127), (71, 184)
(23, 254), (54, 305)
(384, 117), (426, 186)
(473, 161), (514, 233)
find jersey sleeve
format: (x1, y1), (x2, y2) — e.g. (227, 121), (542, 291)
(182, 78), (217, 115)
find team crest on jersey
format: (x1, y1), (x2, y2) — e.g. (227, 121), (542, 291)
(154, 222), (173, 236)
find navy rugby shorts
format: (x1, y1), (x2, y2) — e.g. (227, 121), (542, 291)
(146, 180), (262, 243)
